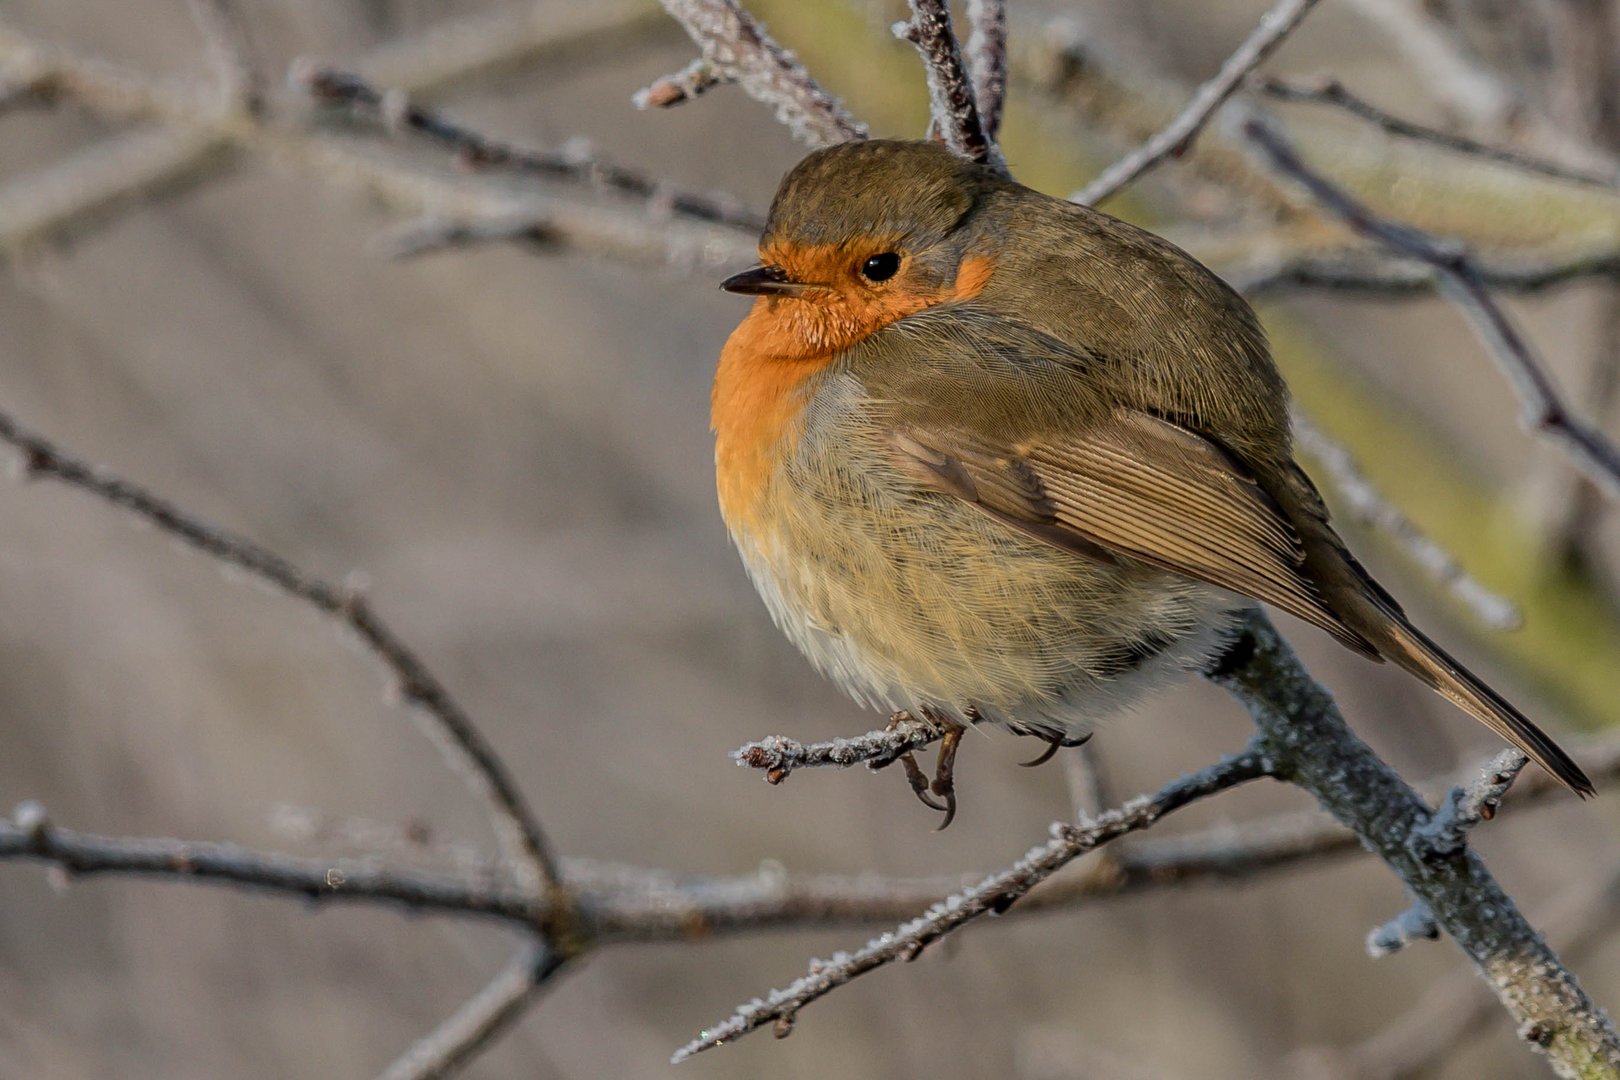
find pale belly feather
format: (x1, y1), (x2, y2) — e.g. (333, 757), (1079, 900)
(728, 394), (1244, 739)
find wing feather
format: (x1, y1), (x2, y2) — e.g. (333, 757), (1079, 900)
(894, 411), (1378, 656)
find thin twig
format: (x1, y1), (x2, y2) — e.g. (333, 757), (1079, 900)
(732, 713), (946, 783)
(0, 408), (562, 896)
(653, 0), (867, 147)
(963, 0), (1008, 143)
(1245, 116), (1620, 501)
(1230, 244), (1620, 298)
(1366, 899), (1440, 957)
(1409, 749), (1528, 859)
(1073, 0), (1323, 206)
(633, 57), (730, 109)
(297, 63), (764, 233)
(378, 944), (566, 1080)
(1259, 77), (1620, 190)
(671, 745), (1276, 1061)
(892, 0), (1004, 169)
(1063, 741), (1114, 823)
(1292, 412), (1521, 630)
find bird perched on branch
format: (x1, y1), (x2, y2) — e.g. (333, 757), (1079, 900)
(712, 138), (1591, 825)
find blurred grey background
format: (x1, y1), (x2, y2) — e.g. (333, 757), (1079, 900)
(0, 1), (1616, 1077)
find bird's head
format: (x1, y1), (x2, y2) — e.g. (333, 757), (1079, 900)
(720, 140), (999, 360)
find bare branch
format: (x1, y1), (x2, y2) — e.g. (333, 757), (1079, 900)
(296, 64), (764, 233)
(372, 212), (550, 259)
(1209, 610), (1620, 1075)
(184, 0), (260, 114)
(671, 745), (1276, 1061)
(732, 713), (946, 783)
(1410, 749), (1528, 859)
(1245, 116), (1620, 502)
(4, 731), (1617, 946)
(1367, 899), (1440, 957)
(1230, 243), (1620, 298)
(633, 57), (730, 110)
(1315, 863), (1620, 1078)
(653, 0), (867, 147)
(378, 944), (566, 1080)
(1292, 412), (1521, 630)
(963, 0), (1008, 143)
(1073, 0), (1324, 206)
(892, 0), (1005, 169)
(1259, 77), (1620, 190)
(0, 408), (561, 896)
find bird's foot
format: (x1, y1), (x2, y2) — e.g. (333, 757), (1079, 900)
(1018, 730), (1093, 769)
(887, 708), (967, 829)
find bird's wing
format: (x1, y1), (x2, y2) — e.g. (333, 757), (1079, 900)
(892, 409), (1379, 657)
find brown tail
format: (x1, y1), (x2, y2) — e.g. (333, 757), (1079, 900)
(1376, 616), (1594, 797)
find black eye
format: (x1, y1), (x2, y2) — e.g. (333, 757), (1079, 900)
(859, 252), (901, 282)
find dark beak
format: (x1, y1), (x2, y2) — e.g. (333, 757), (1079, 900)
(719, 264), (809, 296)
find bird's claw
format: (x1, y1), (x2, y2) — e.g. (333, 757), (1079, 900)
(890, 712), (966, 828)
(1018, 730), (1092, 768)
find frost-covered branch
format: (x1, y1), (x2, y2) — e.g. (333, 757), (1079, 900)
(672, 744), (1275, 1061)
(651, 0), (867, 147)
(893, 0), (1005, 169)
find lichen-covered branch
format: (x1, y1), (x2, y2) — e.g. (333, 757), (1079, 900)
(1208, 611), (1620, 1077)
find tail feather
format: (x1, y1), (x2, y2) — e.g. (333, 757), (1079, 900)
(1378, 618), (1594, 797)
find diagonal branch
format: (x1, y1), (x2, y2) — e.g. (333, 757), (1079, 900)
(0, 408), (562, 897)
(1208, 610), (1620, 1076)
(652, 0), (867, 147)
(671, 744), (1275, 1061)
(1259, 76), (1620, 190)
(298, 64), (764, 233)
(378, 944), (568, 1080)
(1292, 411), (1521, 630)
(1073, 0), (1323, 206)
(1245, 117), (1620, 501)
(893, 0), (1005, 170)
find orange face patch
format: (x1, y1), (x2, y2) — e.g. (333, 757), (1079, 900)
(711, 242), (996, 536)
(729, 241), (996, 362)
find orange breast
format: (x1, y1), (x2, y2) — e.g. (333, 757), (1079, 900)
(711, 304), (833, 539)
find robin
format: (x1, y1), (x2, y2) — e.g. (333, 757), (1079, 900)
(712, 138), (1591, 824)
